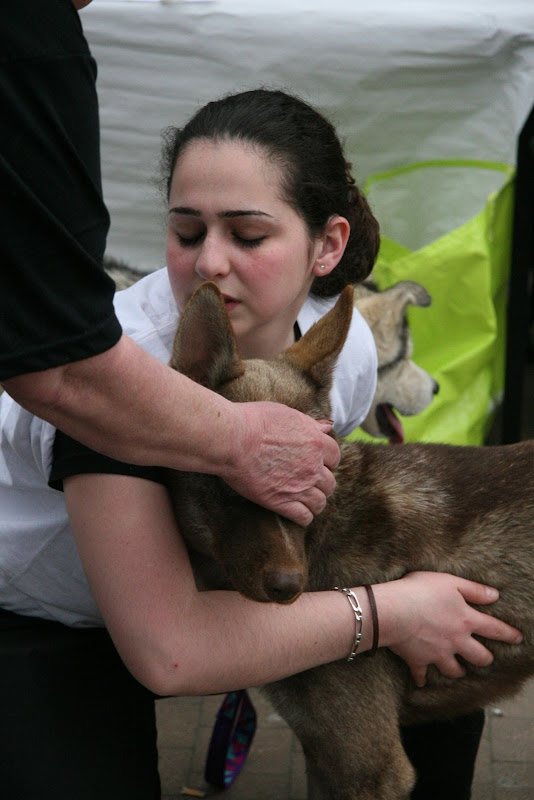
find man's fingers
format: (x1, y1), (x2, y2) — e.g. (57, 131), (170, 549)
(278, 485), (329, 526)
(280, 501), (313, 528)
(316, 466), (336, 499)
(315, 418), (334, 430)
(317, 428), (341, 470)
(294, 487), (327, 518)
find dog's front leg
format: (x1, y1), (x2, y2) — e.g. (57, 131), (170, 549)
(265, 654), (415, 800)
(305, 757), (324, 800)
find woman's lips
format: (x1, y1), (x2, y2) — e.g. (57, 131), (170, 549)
(222, 294), (241, 311)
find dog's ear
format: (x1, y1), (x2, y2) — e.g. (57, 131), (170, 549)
(355, 280), (431, 342)
(283, 285), (353, 388)
(169, 281), (244, 389)
(383, 281), (431, 313)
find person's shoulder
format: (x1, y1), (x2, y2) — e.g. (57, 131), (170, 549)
(112, 268), (180, 360)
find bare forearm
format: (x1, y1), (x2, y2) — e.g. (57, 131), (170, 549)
(2, 334), (238, 473)
(131, 575), (521, 697)
(121, 586), (376, 697)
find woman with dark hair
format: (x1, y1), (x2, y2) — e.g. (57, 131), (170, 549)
(0, 88), (517, 799)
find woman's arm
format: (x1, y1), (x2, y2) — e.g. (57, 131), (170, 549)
(4, 334), (339, 526)
(64, 473), (522, 697)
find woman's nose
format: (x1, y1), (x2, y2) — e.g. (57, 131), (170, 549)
(194, 236), (230, 280)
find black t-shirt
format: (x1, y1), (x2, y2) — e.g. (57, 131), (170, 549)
(49, 429), (168, 492)
(0, 0), (122, 380)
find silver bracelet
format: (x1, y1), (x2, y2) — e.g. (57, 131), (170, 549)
(334, 586), (363, 662)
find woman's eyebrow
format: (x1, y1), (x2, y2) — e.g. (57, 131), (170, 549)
(219, 210), (274, 219)
(168, 207), (201, 216)
(168, 207), (273, 219)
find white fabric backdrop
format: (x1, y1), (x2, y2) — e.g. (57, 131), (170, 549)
(82, 0), (534, 269)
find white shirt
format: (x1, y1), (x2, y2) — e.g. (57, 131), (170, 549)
(0, 269), (376, 626)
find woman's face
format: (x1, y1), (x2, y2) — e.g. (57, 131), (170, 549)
(165, 139), (325, 359)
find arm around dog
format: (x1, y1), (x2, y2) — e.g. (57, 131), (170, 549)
(64, 472), (522, 697)
(3, 334), (338, 526)
(64, 472), (367, 696)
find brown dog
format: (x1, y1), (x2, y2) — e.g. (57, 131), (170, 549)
(166, 282), (534, 800)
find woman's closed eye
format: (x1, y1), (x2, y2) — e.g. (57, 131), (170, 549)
(232, 233), (266, 248)
(175, 229), (267, 249)
(176, 231), (203, 246)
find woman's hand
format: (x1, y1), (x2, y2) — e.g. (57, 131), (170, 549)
(376, 571), (523, 688)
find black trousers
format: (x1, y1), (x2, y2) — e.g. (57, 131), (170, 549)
(0, 611), (160, 800)
(0, 611), (484, 799)
(402, 708), (485, 799)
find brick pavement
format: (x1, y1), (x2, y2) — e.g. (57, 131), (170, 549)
(156, 680), (534, 799)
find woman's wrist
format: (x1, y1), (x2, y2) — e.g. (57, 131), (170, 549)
(336, 586), (373, 657)
(362, 579), (407, 652)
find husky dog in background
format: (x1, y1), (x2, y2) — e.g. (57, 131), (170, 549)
(354, 280), (439, 444)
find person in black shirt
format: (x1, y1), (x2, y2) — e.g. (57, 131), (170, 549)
(0, 0), (339, 528)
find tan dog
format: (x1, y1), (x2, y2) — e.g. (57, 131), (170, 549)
(354, 280), (439, 444)
(166, 282), (534, 800)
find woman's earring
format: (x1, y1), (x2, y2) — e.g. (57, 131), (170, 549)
(319, 264), (326, 271)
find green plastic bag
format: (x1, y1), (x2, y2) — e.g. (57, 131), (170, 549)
(348, 159), (515, 445)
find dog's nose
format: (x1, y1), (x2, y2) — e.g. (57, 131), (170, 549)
(433, 380), (440, 395)
(263, 570), (304, 604)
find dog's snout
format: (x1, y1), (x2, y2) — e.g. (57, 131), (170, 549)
(263, 570), (304, 604)
(432, 380), (440, 395)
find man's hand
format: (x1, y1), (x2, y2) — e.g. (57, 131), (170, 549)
(222, 401), (340, 527)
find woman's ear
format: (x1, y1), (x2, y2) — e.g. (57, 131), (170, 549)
(312, 216), (350, 277)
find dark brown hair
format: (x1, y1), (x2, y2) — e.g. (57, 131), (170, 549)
(159, 89), (379, 297)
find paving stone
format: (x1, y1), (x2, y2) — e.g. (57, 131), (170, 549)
(494, 761), (534, 790)
(490, 715), (534, 763)
(191, 722), (293, 778)
(490, 679), (534, 719)
(187, 769), (290, 800)
(471, 782), (494, 800)
(156, 696), (202, 747)
(158, 746), (194, 795)
(473, 734), (492, 783)
(199, 694), (226, 728)
(494, 789), (534, 800)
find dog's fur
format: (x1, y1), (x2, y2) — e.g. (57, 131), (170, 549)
(355, 281), (439, 444)
(166, 282), (534, 800)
